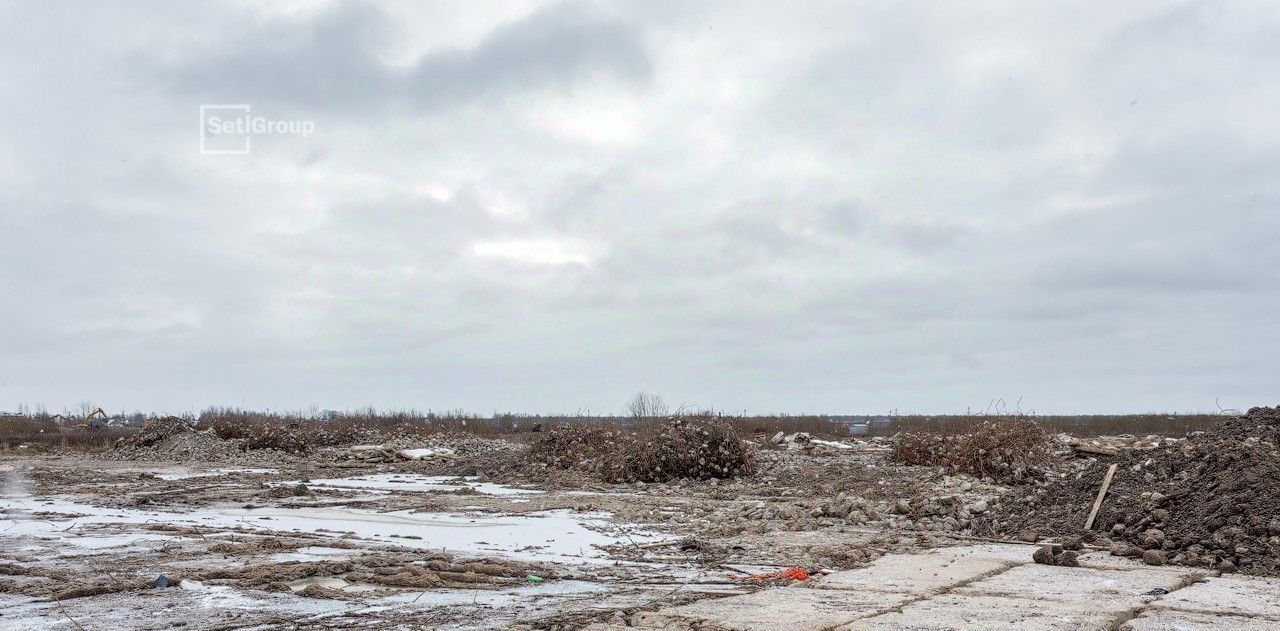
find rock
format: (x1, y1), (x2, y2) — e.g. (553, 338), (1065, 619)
(1141, 529), (1166, 549)
(1110, 542), (1141, 558)
(1032, 545), (1058, 565)
(968, 500), (989, 514)
(1142, 550), (1167, 566)
(1032, 544), (1079, 567)
(1061, 536), (1084, 551)
(1150, 491), (1168, 505)
(1219, 559), (1236, 572)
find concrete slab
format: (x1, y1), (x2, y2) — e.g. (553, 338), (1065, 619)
(1150, 575), (1280, 620)
(1121, 608), (1280, 630)
(1074, 551), (1207, 574)
(954, 563), (1191, 606)
(934, 543), (1040, 565)
(633, 586), (912, 630)
(811, 550), (1012, 595)
(838, 594), (1132, 630)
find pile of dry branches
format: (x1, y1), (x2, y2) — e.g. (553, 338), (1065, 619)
(527, 416), (757, 483)
(892, 416), (1053, 483)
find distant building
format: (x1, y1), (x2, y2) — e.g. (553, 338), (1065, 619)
(829, 415), (893, 436)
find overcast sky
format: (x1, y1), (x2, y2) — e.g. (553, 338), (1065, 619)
(2, 1), (1278, 415)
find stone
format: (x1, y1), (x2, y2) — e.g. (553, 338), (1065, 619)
(1142, 550), (1166, 566)
(1032, 546), (1057, 565)
(1111, 542), (1142, 558)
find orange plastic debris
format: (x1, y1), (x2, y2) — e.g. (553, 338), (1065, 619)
(739, 566), (810, 582)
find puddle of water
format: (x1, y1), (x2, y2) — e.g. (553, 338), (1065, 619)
(152, 468), (279, 481)
(55, 533), (175, 556)
(268, 545), (357, 562)
(1, 495), (664, 564)
(299, 474), (542, 496)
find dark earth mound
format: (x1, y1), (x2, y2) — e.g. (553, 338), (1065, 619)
(983, 406), (1280, 574)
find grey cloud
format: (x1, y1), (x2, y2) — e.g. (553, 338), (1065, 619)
(2, 0), (1279, 415)
(155, 2), (650, 114)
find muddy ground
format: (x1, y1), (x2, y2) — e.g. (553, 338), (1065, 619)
(0, 432), (1026, 630)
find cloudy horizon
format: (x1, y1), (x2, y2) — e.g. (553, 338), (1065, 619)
(2, 1), (1278, 416)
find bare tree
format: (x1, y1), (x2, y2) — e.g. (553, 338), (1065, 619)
(626, 391), (669, 418)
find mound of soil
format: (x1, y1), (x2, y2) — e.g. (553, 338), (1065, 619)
(984, 406), (1280, 574)
(107, 417), (244, 461)
(526, 416), (757, 483)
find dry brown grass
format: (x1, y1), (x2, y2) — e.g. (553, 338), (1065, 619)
(883, 413), (1222, 437)
(0, 415), (137, 452)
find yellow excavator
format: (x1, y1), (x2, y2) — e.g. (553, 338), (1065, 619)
(78, 408), (108, 429)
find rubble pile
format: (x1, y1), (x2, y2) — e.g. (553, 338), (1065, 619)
(986, 406), (1280, 575)
(107, 417), (244, 462)
(333, 434), (521, 470)
(527, 417), (757, 483)
(816, 492), (883, 524)
(200, 417), (385, 455)
(525, 424), (625, 474)
(891, 416), (1055, 483)
(604, 416), (757, 483)
(1055, 432), (1184, 457)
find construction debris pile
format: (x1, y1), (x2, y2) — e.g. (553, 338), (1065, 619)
(527, 416), (757, 483)
(891, 416), (1055, 483)
(107, 417), (245, 462)
(986, 406), (1280, 575)
(199, 416), (384, 455)
(335, 434), (522, 473)
(1055, 432), (1183, 456)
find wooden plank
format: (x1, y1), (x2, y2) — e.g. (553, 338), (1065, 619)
(1084, 463), (1119, 530)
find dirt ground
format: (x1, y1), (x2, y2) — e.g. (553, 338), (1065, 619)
(15, 412), (1276, 630)
(0, 431), (1019, 630)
